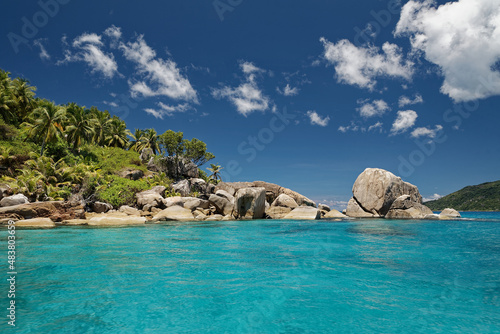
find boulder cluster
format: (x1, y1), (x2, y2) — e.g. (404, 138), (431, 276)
(344, 168), (460, 220)
(0, 167), (461, 228)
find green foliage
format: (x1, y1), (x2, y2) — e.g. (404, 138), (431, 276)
(183, 138), (215, 167)
(425, 180), (500, 211)
(159, 130), (184, 156)
(0, 120), (18, 140)
(85, 145), (146, 175)
(95, 175), (150, 208)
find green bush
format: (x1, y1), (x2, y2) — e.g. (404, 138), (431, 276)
(81, 145), (147, 175)
(96, 175), (150, 208)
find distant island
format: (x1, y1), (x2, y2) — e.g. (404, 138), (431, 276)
(425, 181), (500, 211)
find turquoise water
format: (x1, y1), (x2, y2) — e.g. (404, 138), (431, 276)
(1, 213), (500, 333)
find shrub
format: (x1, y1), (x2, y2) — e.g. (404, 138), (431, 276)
(95, 175), (150, 208)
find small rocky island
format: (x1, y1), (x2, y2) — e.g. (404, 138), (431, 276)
(0, 168), (460, 228)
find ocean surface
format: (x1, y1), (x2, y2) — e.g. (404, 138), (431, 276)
(1, 212), (499, 333)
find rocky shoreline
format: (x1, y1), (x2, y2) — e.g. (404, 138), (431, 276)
(0, 168), (461, 228)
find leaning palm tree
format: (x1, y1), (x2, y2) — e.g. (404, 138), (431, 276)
(207, 163), (223, 184)
(104, 117), (132, 148)
(23, 101), (66, 156)
(139, 128), (160, 154)
(65, 103), (96, 151)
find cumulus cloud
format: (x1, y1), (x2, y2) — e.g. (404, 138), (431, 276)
(357, 99), (390, 117)
(144, 102), (191, 119)
(320, 37), (414, 90)
(120, 35), (198, 102)
(307, 111), (330, 126)
(391, 110), (418, 135)
(395, 0), (500, 101)
(423, 193), (442, 202)
(277, 84), (300, 96)
(57, 32), (119, 79)
(411, 125), (443, 138)
(212, 61), (270, 116)
(33, 39), (50, 60)
(398, 93), (423, 107)
(368, 121), (384, 132)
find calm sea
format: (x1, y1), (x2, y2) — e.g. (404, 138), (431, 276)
(1, 212), (499, 333)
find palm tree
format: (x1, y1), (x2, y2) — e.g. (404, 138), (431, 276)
(0, 90), (15, 123)
(139, 128), (160, 154)
(65, 103), (95, 151)
(104, 117), (132, 148)
(11, 78), (36, 123)
(129, 129), (145, 152)
(90, 108), (111, 146)
(23, 101), (66, 156)
(207, 163), (223, 184)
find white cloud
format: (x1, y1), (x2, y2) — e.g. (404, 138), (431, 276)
(58, 32), (119, 79)
(144, 102), (191, 119)
(395, 0), (500, 102)
(398, 93), (423, 107)
(320, 37), (414, 90)
(120, 35), (198, 102)
(357, 99), (390, 117)
(103, 101), (119, 108)
(391, 110), (418, 135)
(212, 62), (270, 116)
(307, 111), (330, 126)
(338, 122), (360, 133)
(104, 25), (122, 40)
(423, 193), (442, 202)
(368, 121), (384, 132)
(277, 84), (300, 96)
(33, 39), (50, 60)
(411, 125), (443, 138)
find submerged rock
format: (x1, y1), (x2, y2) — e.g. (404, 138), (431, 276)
(88, 216), (146, 226)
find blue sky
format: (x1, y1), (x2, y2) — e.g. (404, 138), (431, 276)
(1, 0), (499, 209)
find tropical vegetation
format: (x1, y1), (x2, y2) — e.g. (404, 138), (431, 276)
(0, 69), (220, 206)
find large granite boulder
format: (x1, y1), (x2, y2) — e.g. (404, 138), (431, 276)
(136, 186), (166, 210)
(346, 168), (423, 217)
(345, 198), (376, 218)
(88, 215), (146, 226)
(439, 208), (461, 218)
(234, 187), (266, 219)
(139, 148), (154, 163)
(385, 195), (433, 219)
(265, 206), (292, 219)
(271, 194), (298, 209)
(208, 192), (234, 216)
(0, 201), (85, 222)
(152, 206), (195, 222)
(90, 201), (113, 213)
(324, 209), (347, 218)
(0, 194), (29, 207)
(172, 179), (190, 197)
(118, 205), (141, 216)
(15, 218), (56, 228)
(318, 204), (331, 212)
(283, 206), (321, 220)
(215, 181), (316, 207)
(183, 198), (210, 211)
(190, 178), (208, 194)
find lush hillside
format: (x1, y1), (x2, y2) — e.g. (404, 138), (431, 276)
(425, 180), (500, 211)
